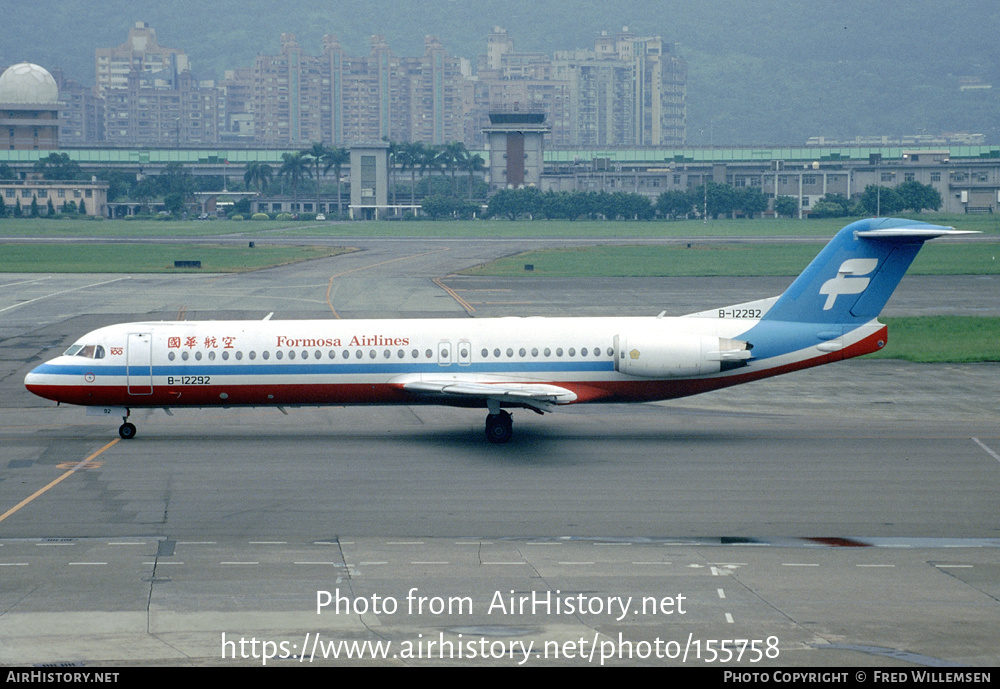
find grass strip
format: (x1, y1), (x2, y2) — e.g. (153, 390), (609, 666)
(0, 243), (349, 272)
(2, 214), (996, 239)
(461, 243), (1000, 277)
(867, 317), (1000, 362)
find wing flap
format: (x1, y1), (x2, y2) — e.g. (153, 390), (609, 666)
(391, 375), (577, 413)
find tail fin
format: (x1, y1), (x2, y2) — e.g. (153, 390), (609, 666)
(762, 218), (973, 325)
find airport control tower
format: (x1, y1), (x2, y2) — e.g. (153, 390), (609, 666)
(483, 108), (549, 194)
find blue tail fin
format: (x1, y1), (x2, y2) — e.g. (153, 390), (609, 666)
(762, 218), (966, 325)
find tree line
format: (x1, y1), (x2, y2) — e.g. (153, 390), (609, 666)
(481, 181), (942, 222)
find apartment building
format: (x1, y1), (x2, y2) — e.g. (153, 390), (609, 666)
(471, 27), (687, 148)
(95, 22), (188, 98)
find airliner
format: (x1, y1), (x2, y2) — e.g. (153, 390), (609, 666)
(24, 218), (974, 443)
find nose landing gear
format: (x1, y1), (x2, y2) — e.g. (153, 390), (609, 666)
(118, 409), (136, 439)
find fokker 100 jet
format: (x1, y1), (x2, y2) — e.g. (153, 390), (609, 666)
(24, 218), (973, 443)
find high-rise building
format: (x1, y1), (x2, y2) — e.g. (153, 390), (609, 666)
(50, 68), (105, 145)
(228, 34), (469, 146)
(98, 23), (220, 146)
(95, 22), (188, 98)
(247, 33), (327, 145)
(475, 27), (687, 148)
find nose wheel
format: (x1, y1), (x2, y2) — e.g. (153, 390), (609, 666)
(118, 410), (136, 439)
(485, 410), (513, 444)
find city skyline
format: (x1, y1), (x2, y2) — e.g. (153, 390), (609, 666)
(39, 21), (688, 149)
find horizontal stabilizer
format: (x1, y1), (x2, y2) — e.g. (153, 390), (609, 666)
(854, 227), (976, 240)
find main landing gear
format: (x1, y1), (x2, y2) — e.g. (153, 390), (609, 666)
(118, 409), (136, 440)
(485, 410), (513, 444)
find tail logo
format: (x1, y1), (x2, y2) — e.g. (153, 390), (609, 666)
(819, 258), (879, 310)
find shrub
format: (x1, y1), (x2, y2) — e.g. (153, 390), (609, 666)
(251, 213), (270, 221)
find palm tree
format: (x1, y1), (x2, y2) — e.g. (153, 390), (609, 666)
(397, 141), (426, 210)
(419, 144), (444, 197)
(278, 151), (311, 212)
(463, 153), (486, 200)
(439, 141), (469, 196)
(304, 142), (331, 213)
(321, 147), (350, 218)
(243, 161), (273, 194)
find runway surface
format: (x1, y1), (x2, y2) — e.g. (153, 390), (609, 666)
(0, 235), (998, 666)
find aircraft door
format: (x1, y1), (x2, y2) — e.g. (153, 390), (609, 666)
(126, 332), (153, 395)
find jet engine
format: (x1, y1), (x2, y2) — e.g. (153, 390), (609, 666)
(614, 332), (752, 378)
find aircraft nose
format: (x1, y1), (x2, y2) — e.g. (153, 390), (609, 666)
(24, 364), (42, 390)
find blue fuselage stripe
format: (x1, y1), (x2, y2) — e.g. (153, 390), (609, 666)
(33, 361), (617, 377)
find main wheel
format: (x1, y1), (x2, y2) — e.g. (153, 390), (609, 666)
(485, 411), (513, 444)
(118, 422), (137, 440)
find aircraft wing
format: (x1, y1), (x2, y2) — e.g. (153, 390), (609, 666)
(391, 375), (577, 413)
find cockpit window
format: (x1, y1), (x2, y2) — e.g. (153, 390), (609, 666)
(64, 344), (105, 359)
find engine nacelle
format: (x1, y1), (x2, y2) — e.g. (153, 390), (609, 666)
(614, 332), (752, 378)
